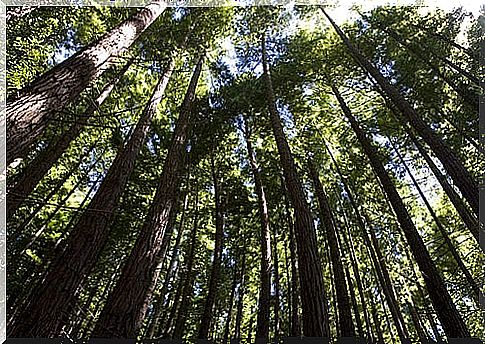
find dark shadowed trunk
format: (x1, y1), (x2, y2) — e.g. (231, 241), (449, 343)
(261, 34), (329, 337)
(234, 250), (247, 340)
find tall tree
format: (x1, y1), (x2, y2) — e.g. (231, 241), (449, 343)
(321, 7), (478, 216)
(8, 55), (176, 338)
(6, 0), (167, 164)
(330, 82), (470, 338)
(261, 33), (330, 337)
(91, 54), (204, 338)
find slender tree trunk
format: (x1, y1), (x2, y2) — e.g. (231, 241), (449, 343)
(8, 57), (176, 338)
(273, 224), (280, 338)
(371, 300), (385, 344)
(198, 150), (225, 339)
(172, 185), (200, 339)
(408, 302), (427, 341)
(331, 83), (470, 338)
(280, 177), (301, 337)
(344, 267), (363, 337)
(146, 191), (189, 339)
(242, 118), (272, 341)
(322, 7), (478, 215)
(261, 34), (329, 337)
(91, 55), (202, 338)
(6, 1), (167, 163)
(408, 131), (479, 242)
(222, 265), (238, 344)
(390, 138), (482, 303)
(6, 59), (133, 220)
(234, 251), (247, 340)
(308, 160), (355, 337)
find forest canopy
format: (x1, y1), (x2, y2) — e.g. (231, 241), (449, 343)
(5, 2), (484, 343)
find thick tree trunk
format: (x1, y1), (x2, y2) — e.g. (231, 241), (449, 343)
(90, 55), (202, 339)
(390, 138), (482, 303)
(322, 8), (478, 216)
(8, 57), (175, 337)
(7, 59), (133, 220)
(308, 160), (355, 337)
(6, 1), (167, 164)
(261, 34), (329, 337)
(242, 118), (272, 341)
(198, 151), (225, 339)
(331, 83), (470, 338)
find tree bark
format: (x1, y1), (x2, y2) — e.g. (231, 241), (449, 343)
(234, 250), (247, 340)
(331, 82), (470, 338)
(6, 58), (133, 220)
(308, 160), (355, 337)
(198, 150), (225, 339)
(321, 7), (478, 216)
(261, 34), (330, 338)
(242, 117), (272, 341)
(8, 56), (176, 337)
(91, 55), (202, 338)
(6, 0), (167, 164)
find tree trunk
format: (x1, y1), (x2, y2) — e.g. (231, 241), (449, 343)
(8, 57), (176, 338)
(344, 266), (363, 337)
(390, 138), (482, 304)
(273, 224), (280, 338)
(322, 7), (478, 216)
(90, 55), (202, 339)
(172, 185), (200, 339)
(6, 1), (167, 164)
(234, 250), (247, 340)
(408, 131), (479, 242)
(331, 82), (470, 338)
(146, 191), (189, 339)
(280, 177), (301, 337)
(222, 262), (239, 344)
(261, 34), (329, 337)
(198, 150), (225, 339)
(308, 160), (355, 337)
(7, 58), (133, 220)
(242, 118), (272, 341)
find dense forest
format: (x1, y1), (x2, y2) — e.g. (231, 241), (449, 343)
(5, 2), (484, 342)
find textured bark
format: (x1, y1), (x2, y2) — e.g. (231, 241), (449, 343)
(6, 58), (133, 220)
(390, 138), (482, 303)
(198, 151), (225, 339)
(261, 34), (329, 337)
(242, 119), (272, 341)
(322, 7), (478, 216)
(8, 58), (175, 337)
(408, 131), (479, 242)
(6, 0), (167, 164)
(309, 160), (355, 337)
(91, 55), (202, 339)
(331, 83), (470, 338)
